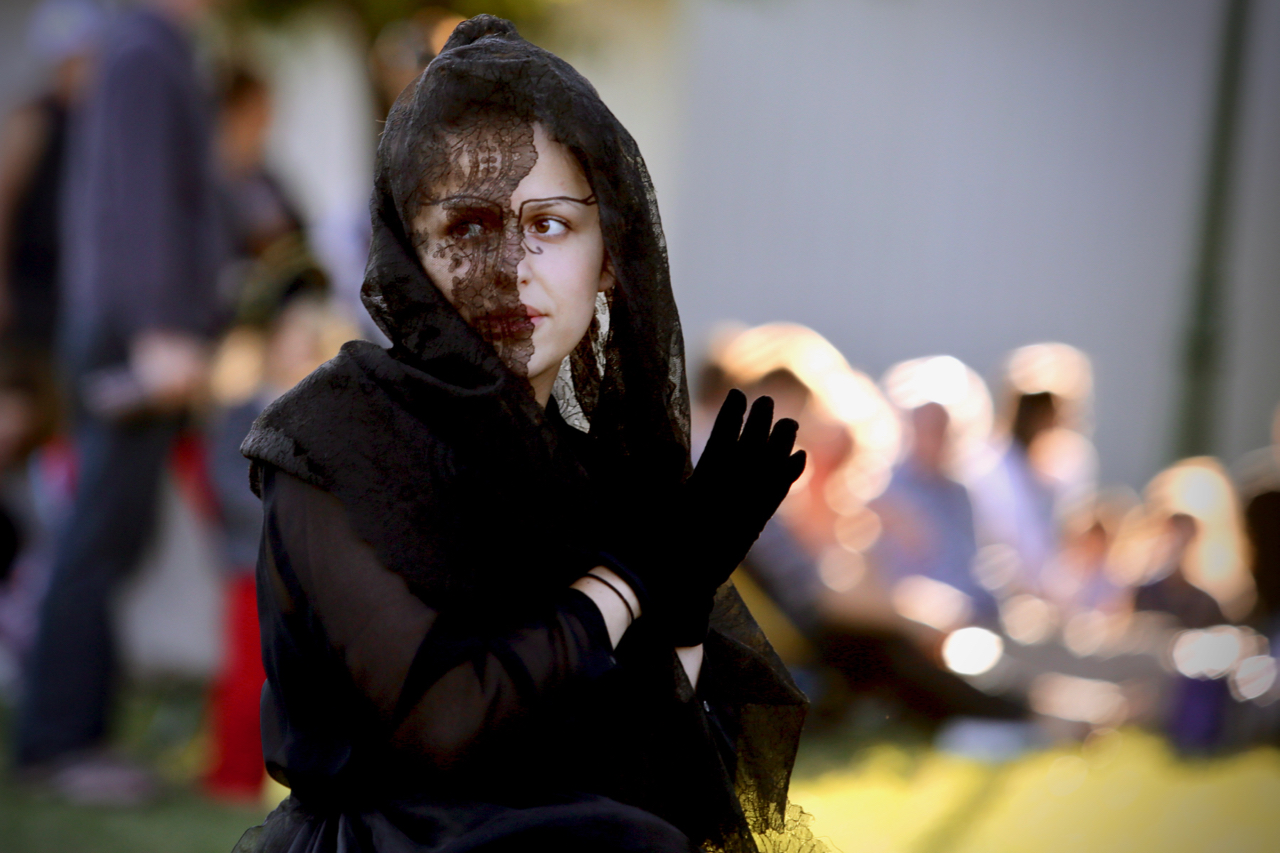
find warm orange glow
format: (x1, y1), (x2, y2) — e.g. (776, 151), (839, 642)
(710, 322), (901, 503)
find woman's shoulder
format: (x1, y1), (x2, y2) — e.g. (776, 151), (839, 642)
(240, 341), (454, 495)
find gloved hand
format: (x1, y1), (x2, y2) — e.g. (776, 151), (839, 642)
(602, 389), (807, 645)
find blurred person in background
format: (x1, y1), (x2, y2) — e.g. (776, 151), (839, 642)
(969, 344), (1098, 599)
(705, 326), (1023, 730)
(1134, 513), (1227, 630)
(1134, 512), (1230, 752)
(759, 378), (1021, 729)
(0, 0), (102, 359)
(1233, 488), (1280, 745)
(1042, 497), (1131, 618)
(0, 345), (61, 589)
(14, 0), (228, 802)
(969, 390), (1061, 594)
(1245, 492), (1280, 643)
(201, 65), (330, 802)
(216, 68), (301, 267)
(368, 8), (465, 118)
(204, 270), (335, 802)
(870, 401), (998, 624)
(0, 1), (100, 697)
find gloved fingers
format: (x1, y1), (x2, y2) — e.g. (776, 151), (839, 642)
(766, 417), (799, 459)
(784, 449), (807, 485)
(702, 389), (748, 465)
(739, 394), (774, 450)
(761, 449), (807, 511)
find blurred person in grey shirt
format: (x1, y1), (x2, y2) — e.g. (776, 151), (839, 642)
(15, 0), (227, 801)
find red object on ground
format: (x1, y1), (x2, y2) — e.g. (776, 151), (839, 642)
(170, 431), (220, 522)
(204, 573), (266, 801)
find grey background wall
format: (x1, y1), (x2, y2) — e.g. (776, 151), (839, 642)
(666, 0), (1280, 489)
(3, 0), (1277, 493)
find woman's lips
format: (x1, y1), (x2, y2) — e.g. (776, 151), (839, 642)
(474, 310), (536, 340)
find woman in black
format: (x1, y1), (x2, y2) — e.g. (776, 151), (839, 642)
(236, 17), (810, 853)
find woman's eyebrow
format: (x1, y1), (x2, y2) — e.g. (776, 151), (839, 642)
(518, 195), (597, 215)
(428, 195), (503, 209)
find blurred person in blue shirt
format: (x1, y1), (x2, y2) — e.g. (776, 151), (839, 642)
(871, 402), (997, 624)
(14, 0), (228, 801)
(968, 391), (1061, 595)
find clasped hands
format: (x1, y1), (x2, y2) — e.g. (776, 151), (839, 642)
(601, 389), (807, 646)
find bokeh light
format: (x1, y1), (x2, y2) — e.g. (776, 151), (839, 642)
(942, 626), (1004, 676)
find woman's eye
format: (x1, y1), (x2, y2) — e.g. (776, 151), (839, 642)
(447, 220), (485, 240)
(528, 217), (567, 238)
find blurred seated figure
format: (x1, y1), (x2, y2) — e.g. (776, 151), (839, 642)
(1133, 514), (1226, 630)
(1043, 497), (1131, 619)
(1246, 491), (1280, 640)
(871, 402), (997, 625)
(968, 391), (1060, 595)
(701, 324), (1023, 730)
(1134, 512), (1230, 753)
(969, 344), (1099, 597)
(1233, 489), (1280, 745)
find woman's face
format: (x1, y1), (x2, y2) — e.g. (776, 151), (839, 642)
(413, 122), (611, 406)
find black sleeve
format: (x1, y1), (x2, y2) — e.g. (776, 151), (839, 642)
(261, 468), (616, 768)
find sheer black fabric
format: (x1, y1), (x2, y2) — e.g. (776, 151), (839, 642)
(238, 15), (808, 853)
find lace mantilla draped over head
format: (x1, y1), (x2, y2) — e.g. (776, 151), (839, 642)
(365, 15), (688, 450)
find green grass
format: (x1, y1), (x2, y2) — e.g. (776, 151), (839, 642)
(0, 679), (270, 853)
(0, 781), (268, 853)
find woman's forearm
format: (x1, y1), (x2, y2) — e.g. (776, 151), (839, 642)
(572, 570), (704, 686)
(572, 565), (640, 647)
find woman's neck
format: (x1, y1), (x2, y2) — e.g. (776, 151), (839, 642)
(530, 369), (555, 409)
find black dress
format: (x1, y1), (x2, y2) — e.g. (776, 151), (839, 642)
(242, 465), (694, 852)
(236, 16), (808, 853)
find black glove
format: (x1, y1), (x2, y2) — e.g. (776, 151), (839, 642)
(603, 389), (807, 645)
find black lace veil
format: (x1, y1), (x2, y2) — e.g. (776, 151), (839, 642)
(365, 15), (688, 457)
(243, 16), (810, 852)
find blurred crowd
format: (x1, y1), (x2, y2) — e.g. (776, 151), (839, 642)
(706, 324), (1280, 761)
(0, 0), (368, 805)
(0, 0), (1277, 814)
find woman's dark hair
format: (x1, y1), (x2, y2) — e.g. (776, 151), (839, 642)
(1246, 490), (1280, 622)
(1010, 390), (1057, 449)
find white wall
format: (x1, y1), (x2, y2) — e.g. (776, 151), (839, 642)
(664, 0), (1280, 488)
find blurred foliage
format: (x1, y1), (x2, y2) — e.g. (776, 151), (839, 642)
(226, 0), (560, 40)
